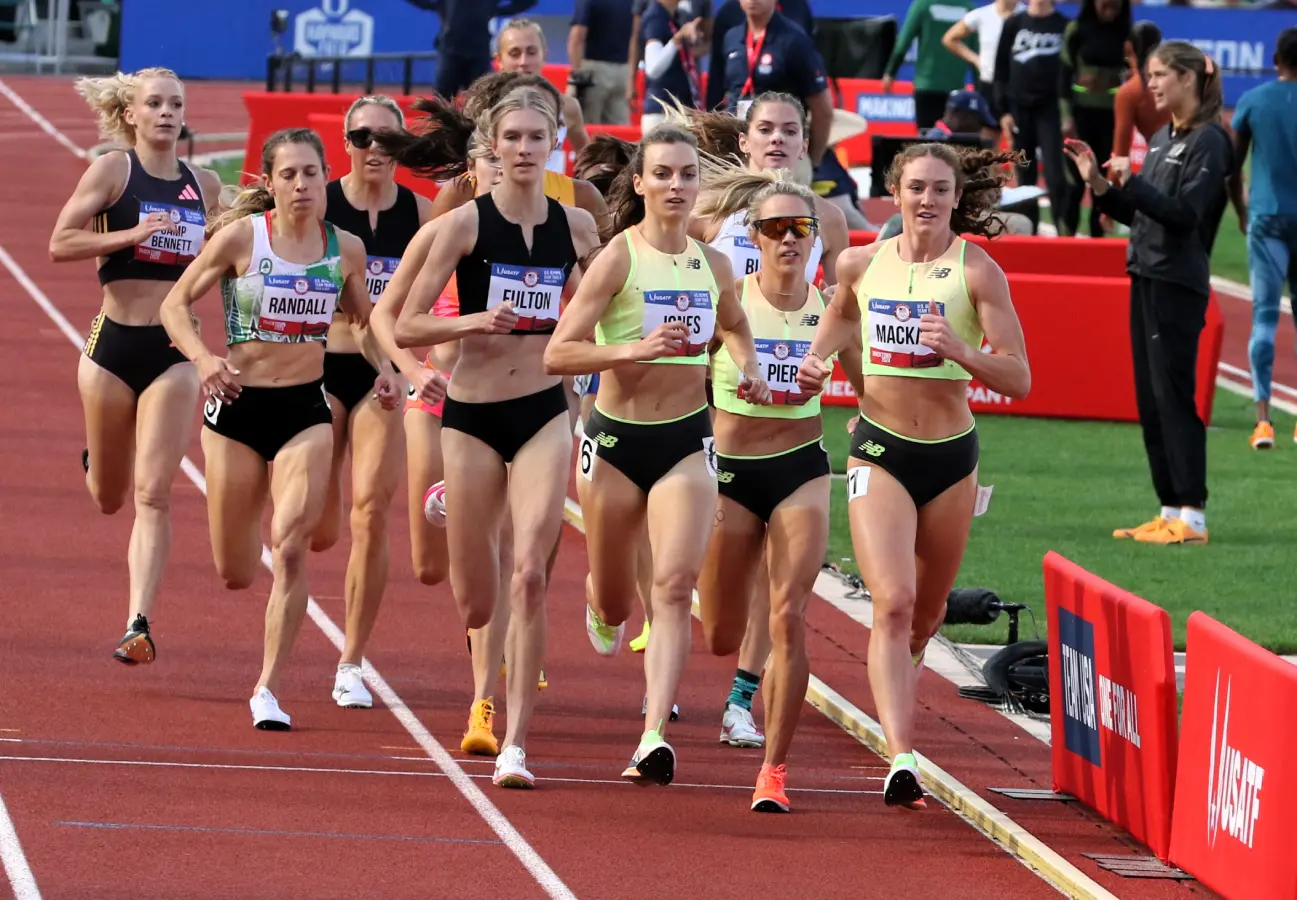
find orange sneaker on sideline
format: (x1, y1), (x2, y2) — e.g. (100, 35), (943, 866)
(1112, 517), (1166, 540)
(751, 763), (790, 813)
(461, 698), (499, 756)
(1251, 421), (1275, 450)
(1134, 519), (1208, 545)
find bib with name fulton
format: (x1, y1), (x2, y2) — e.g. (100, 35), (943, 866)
(595, 229), (719, 366)
(220, 212), (345, 346)
(858, 235), (982, 381)
(709, 209), (823, 284)
(487, 263), (565, 332)
(712, 273), (826, 417)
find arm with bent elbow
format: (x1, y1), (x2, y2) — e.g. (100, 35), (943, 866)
(934, 251), (1030, 399)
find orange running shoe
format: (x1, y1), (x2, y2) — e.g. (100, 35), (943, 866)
(113, 614), (155, 665)
(751, 763), (790, 813)
(1135, 519), (1208, 545)
(1250, 421), (1275, 450)
(460, 698), (499, 756)
(1112, 516), (1167, 540)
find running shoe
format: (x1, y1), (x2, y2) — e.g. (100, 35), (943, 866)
(586, 603), (624, 656)
(629, 620), (651, 653)
(751, 763), (790, 813)
(621, 729), (675, 785)
(423, 481), (446, 527)
(641, 694), (680, 721)
(1135, 519), (1208, 545)
(1251, 420), (1275, 450)
(720, 703), (765, 748)
(884, 752), (926, 809)
(461, 698), (499, 756)
(493, 745), (535, 789)
(331, 663), (372, 709)
(81, 448), (89, 473)
(1112, 516), (1167, 540)
(468, 632), (549, 690)
(113, 614), (155, 665)
(250, 687), (291, 731)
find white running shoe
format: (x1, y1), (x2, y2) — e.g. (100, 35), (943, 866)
(719, 703), (765, 748)
(332, 664), (373, 709)
(250, 687), (291, 731)
(586, 603), (624, 656)
(621, 729), (675, 785)
(641, 694), (680, 721)
(423, 482), (446, 527)
(493, 745), (535, 789)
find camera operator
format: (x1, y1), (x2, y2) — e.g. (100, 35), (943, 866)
(1065, 41), (1235, 546)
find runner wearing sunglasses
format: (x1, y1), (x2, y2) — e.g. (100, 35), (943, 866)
(698, 176), (850, 812)
(796, 142), (1029, 808)
(545, 125), (771, 785)
(392, 88), (600, 788)
(313, 95), (432, 710)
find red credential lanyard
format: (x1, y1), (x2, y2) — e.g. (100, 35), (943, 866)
(741, 26), (767, 98)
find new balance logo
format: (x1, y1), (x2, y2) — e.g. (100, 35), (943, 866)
(593, 431), (618, 449)
(685, 257), (702, 270)
(716, 470), (734, 484)
(179, 184), (200, 202)
(858, 440), (886, 457)
(927, 267), (952, 279)
(799, 314), (820, 326)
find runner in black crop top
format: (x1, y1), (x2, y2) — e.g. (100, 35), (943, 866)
(454, 193), (579, 335)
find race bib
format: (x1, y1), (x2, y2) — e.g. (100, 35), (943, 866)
(846, 465), (870, 502)
(487, 263), (564, 331)
(702, 436), (718, 477)
(256, 274), (338, 340)
(974, 483), (994, 517)
(643, 289), (714, 357)
(753, 337), (811, 405)
(578, 432), (597, 482)
(729, 233), (761, 276)
(867, 298), (943, 369)
(135, 202), (205, 265)
(364, 256), (399, 302)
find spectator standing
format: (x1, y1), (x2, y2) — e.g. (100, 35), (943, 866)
(994, 0), (1070, 232)
(705, 0), (814, 111)
(568, 0), (636, 124)
(629, 0), (712, 120)
(1066, 41), (1236, 546)
(1232, 28), (1297, 449)
(638, 0), (707, 131)
(404, 0), (537, 100)
(883, 0), (977, 130)
(720, 0), (833, 182)
(1109, 20), (1169, 185)
(942, 0), (1024, 120)
(1058, 0), (1131, 237)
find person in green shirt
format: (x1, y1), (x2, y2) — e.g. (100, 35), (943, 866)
(882, 0), (977, 129)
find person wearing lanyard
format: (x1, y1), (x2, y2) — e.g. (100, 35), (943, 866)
(639, 0), (706, 132)
(705, 0), (813, 112)
(1065, 41), (1235, 546)
(720, 0), (833, 185)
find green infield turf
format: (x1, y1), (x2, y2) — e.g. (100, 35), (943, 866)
(821, 394), (1297, 654)
(210, 154), (245, 186)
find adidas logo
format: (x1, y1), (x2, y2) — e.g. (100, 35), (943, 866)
(178, 184), (200, 202)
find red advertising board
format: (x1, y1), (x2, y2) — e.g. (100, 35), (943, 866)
(1042, 551), (1179, 860)
(1169, 613), (1297, 900)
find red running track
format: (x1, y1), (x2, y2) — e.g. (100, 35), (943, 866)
(0, 74), (1224, 900)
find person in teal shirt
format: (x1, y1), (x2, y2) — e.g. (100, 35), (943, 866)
(882, 0), (977, 129)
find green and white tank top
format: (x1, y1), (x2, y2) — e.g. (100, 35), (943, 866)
(220, 211), (345, 346)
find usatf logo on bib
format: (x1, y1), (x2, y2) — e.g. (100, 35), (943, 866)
(365, 256), (399, 302)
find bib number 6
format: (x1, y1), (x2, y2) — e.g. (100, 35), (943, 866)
(578, 433), (597, 482)
(702, 436), (718, 478)
(203, 395), (221, 426)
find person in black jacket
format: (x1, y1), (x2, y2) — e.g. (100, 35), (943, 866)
(1065, 40), (1235, 547)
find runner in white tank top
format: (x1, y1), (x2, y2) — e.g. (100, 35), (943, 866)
(709, 208), (823, 282)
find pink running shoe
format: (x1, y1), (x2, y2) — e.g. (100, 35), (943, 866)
(423, 482), (447, 527)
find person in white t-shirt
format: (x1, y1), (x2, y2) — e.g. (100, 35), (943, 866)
(941, 0), (1024, 118)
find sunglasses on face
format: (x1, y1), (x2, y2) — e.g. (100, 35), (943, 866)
(347, 127), (379, 149)
(751, 216), (818, 240)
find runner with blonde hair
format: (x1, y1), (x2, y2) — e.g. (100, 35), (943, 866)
(50, 67), (221, 665)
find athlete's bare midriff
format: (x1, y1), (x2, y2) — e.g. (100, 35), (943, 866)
(447, 333), (558, 403)
(713, 409), (823, 457)
(597, 364), (707, 423)
(860, 375), (974, 440)
(100, 279), (174, 326)
(227, 341), (327, 388)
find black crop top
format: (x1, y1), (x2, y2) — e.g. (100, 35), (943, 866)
(324, 179), (422, 301)
(454, 194), (578, 335)
(95, 149), (207, 286)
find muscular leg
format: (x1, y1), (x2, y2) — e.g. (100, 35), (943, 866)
(912, 472), (977, 659)
(403, 409), (449, 585)
(582, 458), (647, 632)
(442, 428), (509, 629)
(736, 553), (773, 673)
(697, 494), (763, 656)
(77, 353), (136, 515)
(309, 392), (349, 553)
(200, 427), (270, 591)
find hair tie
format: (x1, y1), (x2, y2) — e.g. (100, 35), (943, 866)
(1204, 55), (1215, 76)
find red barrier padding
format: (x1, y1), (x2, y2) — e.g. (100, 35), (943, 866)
(822, 275), (1223, 425)
(1169, 612), (1296, 900)
(1042, 551), (1179, 861)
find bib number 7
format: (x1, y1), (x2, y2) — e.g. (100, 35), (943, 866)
(578, 432), (597, 482)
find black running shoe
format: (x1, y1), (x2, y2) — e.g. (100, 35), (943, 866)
(113, 614), (156, 665)
(81, 448), (89, 473)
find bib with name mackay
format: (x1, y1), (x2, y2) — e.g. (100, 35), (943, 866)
(858, 235), (982, 381)
(220, 212), (345, 345)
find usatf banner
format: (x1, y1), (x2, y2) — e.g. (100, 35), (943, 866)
(1043, 552), (1179, 860)
(1169, 613), (1297, 900)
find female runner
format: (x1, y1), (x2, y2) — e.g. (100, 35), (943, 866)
(796, 142), (1030, 807)
(394, 88), (600, 788)
(315, 95), (427, 709)
(545, 124), (771, 785)
(159, 128), (382, 730)
(50, 67), (221, 664)
(699, 174), (863, 811)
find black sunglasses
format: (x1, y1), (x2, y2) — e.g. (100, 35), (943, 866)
(347, 127), (377, 149)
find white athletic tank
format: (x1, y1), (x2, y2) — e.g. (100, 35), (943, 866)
(709, 209), (824, 283)
(547, 124), (569, 173)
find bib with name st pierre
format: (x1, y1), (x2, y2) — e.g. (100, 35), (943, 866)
(752, 337), (813, 404)
(867, 298), (943, 369)
(136, 201), (205, 265)
(487, 263), (565, 332)
(255, 273), (339, 341)
(644, 289), (715, 357)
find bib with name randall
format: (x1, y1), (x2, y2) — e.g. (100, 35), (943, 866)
(324, 179), (422, 305)
(454, 193), (578, 336)
(712, 273), (826, 418)
(220, 212), (344, 346)
(96, 150), (207, 285)
(858, 235), (982, 381)
(596, 229), (719, 366)
(709, 209), (823, 284)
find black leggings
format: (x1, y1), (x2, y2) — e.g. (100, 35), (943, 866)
(1010, 100), (1070, 234)
(1063, 105), (1116, 238)
(1130, 275), (1209, 509)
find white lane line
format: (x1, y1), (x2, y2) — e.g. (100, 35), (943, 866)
(1218, 360), (1297, 403)
(0, 790), (40, 900)
(0, 246), (576, 900)
(0, 79), (88, 160)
